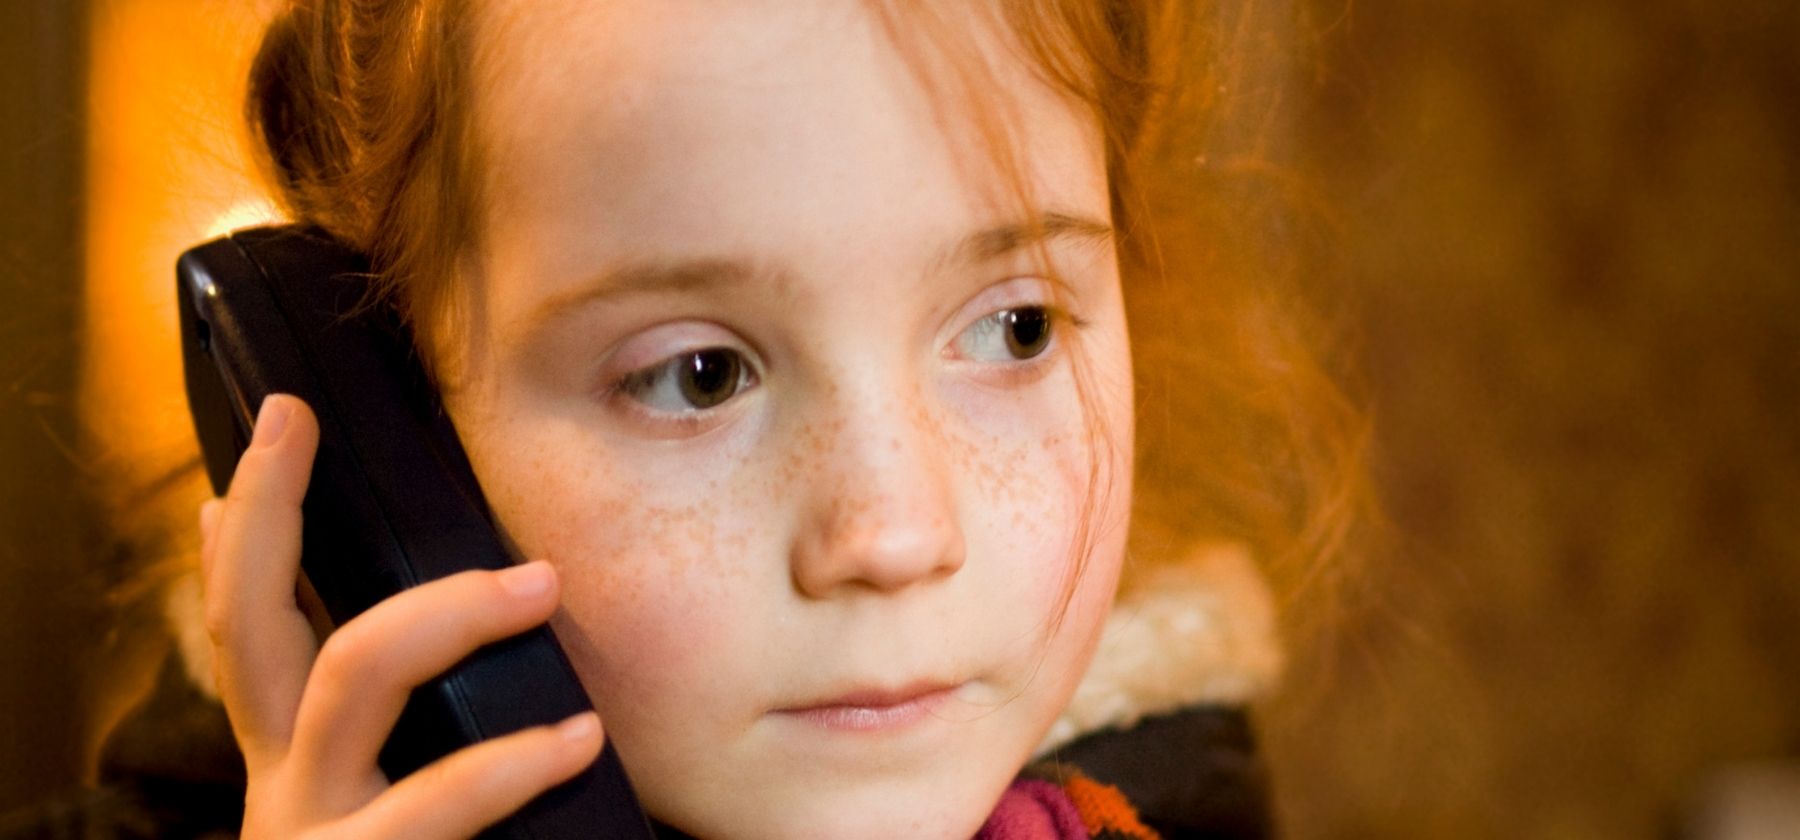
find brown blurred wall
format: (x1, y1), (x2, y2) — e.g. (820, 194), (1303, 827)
(1264, 0), (1800, 837)
(0, 0), (101, 815)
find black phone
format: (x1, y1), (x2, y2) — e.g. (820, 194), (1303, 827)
(177, 225), (656, 840)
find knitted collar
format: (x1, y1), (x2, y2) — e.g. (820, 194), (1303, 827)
(978, 772), (1162, 840)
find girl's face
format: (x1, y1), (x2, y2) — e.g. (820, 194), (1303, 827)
(443, 2), (1132, 837)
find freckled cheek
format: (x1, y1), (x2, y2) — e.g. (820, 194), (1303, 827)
(500, 470), (769, 712)
(552, 564), (747, 709)
(956, 421), (1099, 609)
(1014, 428), (1129, 684)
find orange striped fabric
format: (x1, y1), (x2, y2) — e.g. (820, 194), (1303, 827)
(1061, 774), (1160, 840)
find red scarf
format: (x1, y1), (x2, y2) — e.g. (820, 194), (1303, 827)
(975, 773), (1160, 840)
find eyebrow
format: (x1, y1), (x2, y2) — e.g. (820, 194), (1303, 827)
(524, 211), (1115, 330)
(947, 210), (1115, 266)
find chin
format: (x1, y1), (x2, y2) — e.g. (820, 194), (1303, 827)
(672, 800), (992, 840)
(649, 760), (1014, 840)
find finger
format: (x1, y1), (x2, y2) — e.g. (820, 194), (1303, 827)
(288, 561), (562, 792)
(197, 498), (222, 579)
(199, 497), (222, 544)
(205, 393), (323, 769)
(332, 712), (602, 840)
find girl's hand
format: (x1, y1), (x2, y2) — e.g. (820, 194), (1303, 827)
(198, 394), (603, 839)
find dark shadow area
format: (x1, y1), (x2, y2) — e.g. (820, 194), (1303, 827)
(0, 0), (103, 816)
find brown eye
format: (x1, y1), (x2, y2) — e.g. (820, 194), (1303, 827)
(1001, 307), (1050, 359)
(620, 347), (753, 412)
(679, 348), (743, 408)
(955, 306), (1054, 362)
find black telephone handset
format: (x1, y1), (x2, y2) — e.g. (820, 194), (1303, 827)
(178, 225), (656, 840)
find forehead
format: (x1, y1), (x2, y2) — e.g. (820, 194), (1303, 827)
(469, 1), (1106, 275)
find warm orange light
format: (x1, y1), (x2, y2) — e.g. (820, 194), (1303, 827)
(80, 0), (281, 775)
(83, 0), (280, 484)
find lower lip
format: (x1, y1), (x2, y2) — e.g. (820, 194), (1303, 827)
(778, 686), (957, 732)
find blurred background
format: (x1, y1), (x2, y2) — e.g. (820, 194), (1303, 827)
(1257, 1), (1800, 837)
(2, 0), (1796, 837)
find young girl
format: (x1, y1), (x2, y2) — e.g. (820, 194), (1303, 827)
(167, 1), (1363, 838)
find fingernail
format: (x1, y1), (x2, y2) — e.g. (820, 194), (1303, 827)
(198, 499), (222, 540)
(252, 396), (293, 449)
(498, 560), (555, 598)
(558, 711), (600, 742)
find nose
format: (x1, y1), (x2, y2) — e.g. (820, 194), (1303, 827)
(788, 392), (967, 599)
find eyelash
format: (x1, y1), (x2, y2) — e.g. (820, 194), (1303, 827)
(601, 296), (1087, 433)
(603, 347), (761, 433)
(946, 303), (1083, 386)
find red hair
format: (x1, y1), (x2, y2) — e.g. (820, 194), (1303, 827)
(245, 0), (1371, 625)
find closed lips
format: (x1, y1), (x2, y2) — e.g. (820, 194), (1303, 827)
(775, 681), (961, 731)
